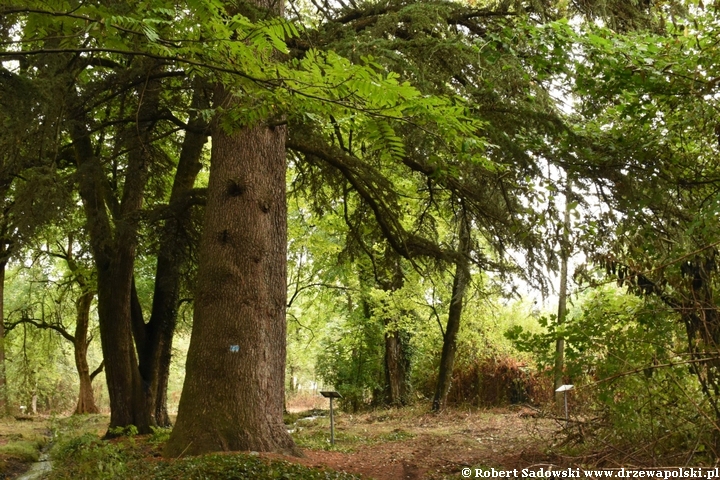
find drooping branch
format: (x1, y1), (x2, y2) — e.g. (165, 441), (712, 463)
(287, 138), (459, 263)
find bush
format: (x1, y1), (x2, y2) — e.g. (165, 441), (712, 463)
(50, 433), (137, 479)
(416, 354), (551, 407)
(506, 285), (718, 464)
(315, 308), (385, 412)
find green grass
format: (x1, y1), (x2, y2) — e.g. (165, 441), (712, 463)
(289, 413), (414, 452)
(48, 431), (365, 480)
(50, 414), (108, 437)
(0, 439), (43, 462)
(0, 416), (51, 477)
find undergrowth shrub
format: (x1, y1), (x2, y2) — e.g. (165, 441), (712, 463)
(51, 433), (138, 479)
(49, 432), (363, 479)
(416, 354), (551, 407)
(507, 285), (718, 465)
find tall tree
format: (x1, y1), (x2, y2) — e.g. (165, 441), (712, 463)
(0, 41), (71, 415)
(2, 0), (602, 446)
(432, 205), (472, 411)
(137, 85), (209, 427)
(165, 97), (297, 457)
(47, 236), (104, 415)
(165, 0), (300, 455)
(554, 178), (572, 412)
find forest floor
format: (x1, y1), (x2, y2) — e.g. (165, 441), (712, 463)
(0, 416), (49, 479)
(2, 405), (575, 479)
(278, 404), (567, 479)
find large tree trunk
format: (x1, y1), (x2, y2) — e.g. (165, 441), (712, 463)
(432, 210), (471, 411)
(73, 75), (206, 430)
(165, 92), (297, 456)
(74, 291), (101, 414)
(73, 137), (152, 432)
(94, 233), (151, 433)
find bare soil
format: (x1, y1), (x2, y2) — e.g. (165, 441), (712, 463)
(272, 405), (565, 479)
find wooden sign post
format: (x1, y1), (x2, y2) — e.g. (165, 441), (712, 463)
(555, 384), (574, 424)
(320, 391), (342, 445)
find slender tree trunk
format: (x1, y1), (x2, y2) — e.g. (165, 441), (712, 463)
(139, 87), (208, 427)
(71, 69), (159, 432)
(0, 260), (8, 416)
(554, 180), (572, 412)
(165, 91), (297, 455)
(432, 210), (471, 411)
(74, 291), (100, 414)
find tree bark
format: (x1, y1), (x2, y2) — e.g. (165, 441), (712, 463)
(384, 328), (409, 406)
(554, 179), (572, 413)
(165, 0), (297, 456)
(139, 87), (208, 427)
(71, 71), (159, 432)
(72, 74), (207, 431)
(92, 175), (152, 433)
(0, 260), (7, 416)
(432, 209), (471, 411)
(74, 291), (101, 414)
(165, 91), (297, 456)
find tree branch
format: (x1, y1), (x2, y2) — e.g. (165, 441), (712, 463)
(287, 138), (459, 263)
(90, 360), (105, 381)
(5, 318), (75, 343)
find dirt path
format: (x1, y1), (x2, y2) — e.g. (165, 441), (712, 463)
(272, 406), (563, 479)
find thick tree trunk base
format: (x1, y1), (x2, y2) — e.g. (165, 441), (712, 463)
(74, 380), (100, 415)
(164, 120), (297, 457)
(165, 417), (298, 457)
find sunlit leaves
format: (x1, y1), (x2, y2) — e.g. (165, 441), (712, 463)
(7, 0), (497, 201)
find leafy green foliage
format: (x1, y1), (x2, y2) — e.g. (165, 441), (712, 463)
(507, 287), (678, 379)
(52, 433), (136, 479)
(6, 0), (720, 465)
(314, 295), (385, 411)
(3, 267), (80, 412)
(557, 10), (720, 455)
(107, 425), (139, 437)
(507, 286), (716, 460)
